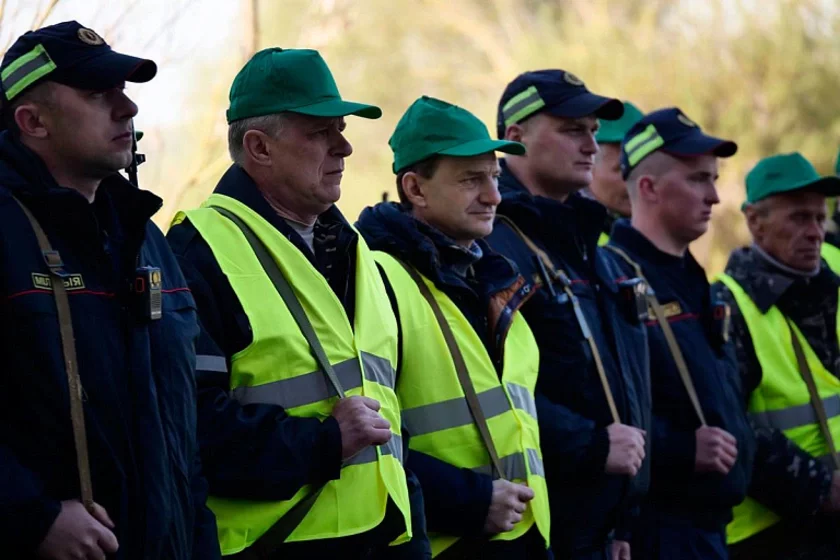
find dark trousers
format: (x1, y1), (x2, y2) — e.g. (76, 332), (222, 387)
(551, 541), (611, 560)
(635, 513), (728, 560)
(729, 516), (840, 560)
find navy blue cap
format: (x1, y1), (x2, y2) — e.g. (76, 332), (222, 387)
(497, 69), (623, 138)
(619, 107), (737, 179)
(0, 21), (156, 105)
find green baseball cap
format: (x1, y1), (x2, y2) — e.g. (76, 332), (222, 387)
(744, 152), (840, 208)
(390, 96), (525, 173)
(595, 101), (644, 144)
(226, 48), (381, 123)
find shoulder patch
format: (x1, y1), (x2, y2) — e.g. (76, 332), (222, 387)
(649, 300), (682, 320)
(32, 272), (85, 291)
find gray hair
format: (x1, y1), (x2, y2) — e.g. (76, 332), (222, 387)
(227, 113), (288, 165)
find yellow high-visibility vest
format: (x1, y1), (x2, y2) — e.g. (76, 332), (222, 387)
(598, 232), (610, 247)
(176, 194), (411, 555)
(374, 252), (550, 557)
(719, 273), (840, 545)
(821, 243), (840, 275)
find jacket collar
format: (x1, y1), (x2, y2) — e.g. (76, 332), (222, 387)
(723, 245), (840, 313)
(609, 219), (703, 269)
(213, 164), (353, 259)
(356, 201), (519, 297)
(0, 131), (161, 239)
(496, 158), (607, 255)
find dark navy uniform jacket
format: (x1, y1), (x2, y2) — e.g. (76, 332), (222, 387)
(0, 132), (219, 558)
(608, 220), (755, 529)
(486, 162), (652, 555)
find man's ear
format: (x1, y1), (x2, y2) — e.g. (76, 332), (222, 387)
(242, 130), (272, 166)
(402, 172), (429, 209)
(635, 174), (658, 203)
(14, 103), (49, 139)
(505, 123), (525, 144)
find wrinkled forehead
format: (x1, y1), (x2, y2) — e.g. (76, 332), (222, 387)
(765, 189), (829, 213)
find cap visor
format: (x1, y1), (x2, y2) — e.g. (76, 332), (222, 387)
(667, 133), (738, 159)
(548, 93), (625, 121)
(293, 98), (382, 119)
(57, 50), (156, 90)
(439, 138), (526, 158)
(793, 176), (840, 198)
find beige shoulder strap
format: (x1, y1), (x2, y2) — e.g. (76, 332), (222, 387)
(395, 258), (508, 479)
(787, 319), (840, 471)
(13, 197), (94, 511)
(604, 244), (707, 426)
(495, 215), (620, 424)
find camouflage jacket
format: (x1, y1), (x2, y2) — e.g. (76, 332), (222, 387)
(713, 246), (838, 519)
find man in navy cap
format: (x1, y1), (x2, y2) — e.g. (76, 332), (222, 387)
(605, 108), (754, 559)
(487, 70), (652, 560)
(0, 21), (219, 559)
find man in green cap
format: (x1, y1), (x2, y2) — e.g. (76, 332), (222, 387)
(356, 96), (551, 558)
(167, 48), (428, 559)
(587, 101), (644, 245)
(713, 152), (840, 559)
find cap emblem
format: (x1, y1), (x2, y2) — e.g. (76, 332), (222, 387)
(563, 72), (585, 86)
(77, 28), (104, 46)
(677, 113), (697, 128)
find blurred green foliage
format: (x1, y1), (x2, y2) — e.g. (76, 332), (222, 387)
(154, 0), (840, 273)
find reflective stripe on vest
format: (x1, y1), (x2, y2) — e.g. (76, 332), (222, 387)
(374, 252), (550, 557)
(822, 243), (840, 275)
(176, 195), (411, 555)
(751, 394), (840, 432)
(719, 273), (840, 545)
(401, 383), (538, 437)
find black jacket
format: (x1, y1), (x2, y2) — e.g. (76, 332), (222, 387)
(485, 163), (651, 554)
(0, 132), (219, 558)
(356, 202), (547, 556)
(713, 246), (836, 523)
(609, 221), (755, 528)
(166, 165), (427, 557)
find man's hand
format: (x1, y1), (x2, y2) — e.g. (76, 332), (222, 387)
(332, 396), (392, 460)
(483, 479), (535, 534)
(695, 426), (738, 475)
(821, 470), (840, 512)
(605, 423), (646, 476)
(37, 500), (119, 560)
(612, 540), (631, 560)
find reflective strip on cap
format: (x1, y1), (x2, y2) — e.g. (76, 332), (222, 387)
(472, 448), (544, 480)
(750, 394), (840, 432)
(1, 44), (57, 101)
(625, 124), (665, 167)
(502, 85), (546, 128)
